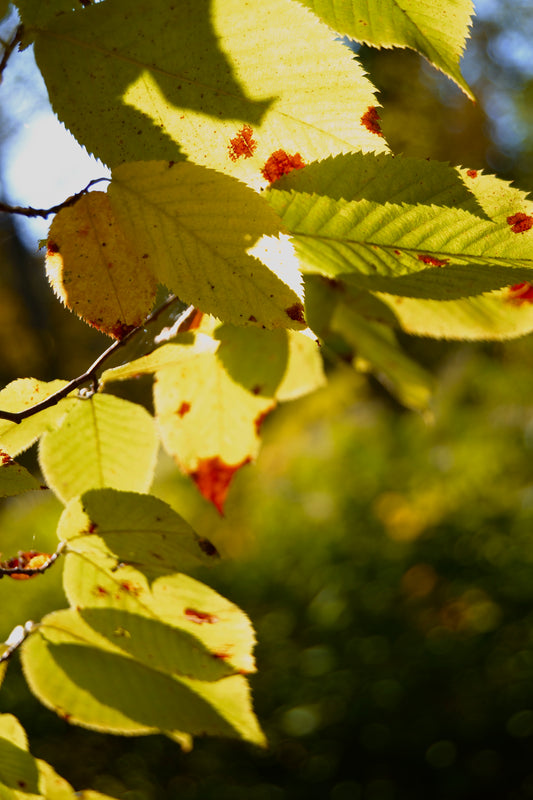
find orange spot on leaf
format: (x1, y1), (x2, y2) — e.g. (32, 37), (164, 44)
(191, 455), (251, 514)
(185, 608), (219, 624)
(177, 401), (191, 418)
(261, 150), (306, 183)
(228, 125), (257, 162)
(0, 451), (13, 465)
(110, 322), (137, 340)
(119, 580), (142, 596)
(507, 282), (533, 304)
(466, 169), (478, 178)
(361, 107), (383, 136)
(507, 212), (533, 234)
(417, 254), (449, 267)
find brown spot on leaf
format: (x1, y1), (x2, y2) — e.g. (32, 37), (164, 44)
(285, 303), (306, 324)
(507, 212), (533, 234)
(417, 254), (449, 267)
(191, 455), (251, 514)
(228, 125), (257, 162)
(261, 150), (306, 183)
(177, 401), (191, 418)
(212, 650), (231, 660)
(94, 585), (109, 596)
(47, 240), (60, 255)
(86, 521), (97, 534)
(248, 315), (257, 323)
(0, 451), (13, 465)
(119, 580), (142, 596)
(198, 537), (220, 557)
(110, 322), (137, 340)
(466, 169), (478, 178)
(187, 309), (204, 330)
(252, 385), (262, 395)
(361, 106), (383, 136)
(507, 282), (533, 304)
(185, 608), (219, 624)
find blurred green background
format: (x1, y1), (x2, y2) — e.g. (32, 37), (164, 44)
(2, 1), (533, 798)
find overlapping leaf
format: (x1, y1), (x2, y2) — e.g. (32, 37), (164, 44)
(46, 162), (305, 332)
(46, 192), (157, 338)
(0, 455), (41, 497)
(102, 322), (324, 510)
(0, 714), (115, 800)
(39, 393), (158, 504)
(23, 0), (386, 185)
(108, 162), (305, 328)
(57, 489), (219, 577)
(268, 153), (533, 340)
(297, 0), (474, 97)
(22, 554), (264, 747)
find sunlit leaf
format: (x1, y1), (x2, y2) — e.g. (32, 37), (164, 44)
(46, 192), (157, 339)
(57, 489), (219, 577)
(25, 0), (386, 183)
(151, 337), (275, 512)
(0, 379), (76, 458)
(39, 394), (158, 504)
(22, 602), (264, 747)
(0, 454), (41, 497)
(297, 0), (475, 98)
(108, 161), (305, 329)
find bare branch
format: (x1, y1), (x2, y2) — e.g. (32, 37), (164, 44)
(0, 295), (190, 424)
(0, 177), (110, 219)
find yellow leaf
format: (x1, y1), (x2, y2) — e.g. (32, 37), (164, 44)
(46, 193), (157, 338)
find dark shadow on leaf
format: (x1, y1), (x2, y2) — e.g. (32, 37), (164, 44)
(29, 0), (273, 166)
(215, 324), (289, 397)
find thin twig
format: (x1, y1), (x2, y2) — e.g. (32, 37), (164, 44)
(0, 621), (35, 664)
(0, 294), (186, 424)
(0, 24), (23, 85)
(0, 541), (66, 579)
(0, 177), (110, 219)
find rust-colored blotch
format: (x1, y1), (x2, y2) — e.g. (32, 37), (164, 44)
(228, 125), (257, 162)
(507, 212), (533, 234)
(507, 282), (533, 304)
(185, 608), (219, 625)
(361, 106), (383, 137)
(261, 150), (306, 183)
(417, 254), (449, 267)
(191, 455), (251, 514)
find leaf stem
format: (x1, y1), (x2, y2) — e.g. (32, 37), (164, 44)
(0, 621), (35, 664)
(0, 295), (191, 424)
(0, 541), (66, 579)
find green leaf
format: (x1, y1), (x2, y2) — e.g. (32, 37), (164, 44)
(57, 489), (219, 577)
(297, 0), (475, 98)
(331, 299), (434, 411)
(46, 192), (157, 339)
(267, 190), (533, 295)
(0, 379), (77, 458)
(0, 456), (41, 498)
(0, 713), (117, 799)
(26, 0), (386, 179)
(0, 714), (40, 796)
(151, 336), (275, 512)
(108, 161), (305, 329)
(22, 599), (264, 748)
(62, 556), (258, 678)
(39, 394), (158, 504)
